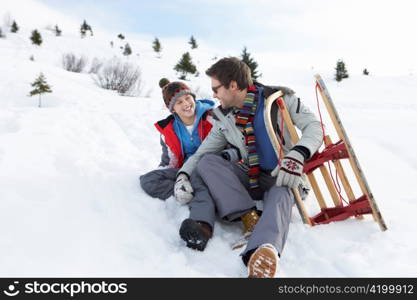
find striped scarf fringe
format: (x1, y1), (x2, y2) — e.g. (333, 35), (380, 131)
(235, 85), (260, 189)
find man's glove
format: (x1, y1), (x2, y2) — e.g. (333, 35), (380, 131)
(174, 173), (194, 205)
(220, 148), (240, 163)
(271, 149), (305, 189)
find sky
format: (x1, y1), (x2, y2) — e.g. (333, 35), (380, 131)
(13, 0), (417, 75)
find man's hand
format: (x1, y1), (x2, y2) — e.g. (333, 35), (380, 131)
(271, 149), (304, 189)
(174, 173), (194, 205)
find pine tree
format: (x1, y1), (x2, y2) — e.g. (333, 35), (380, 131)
(80, 22), (87, 38)
(189, 35), (198, 49)
(29, 73), (52, 108)
(11, 20), (19, 33)
(80, 20), (92, 38)
(241, 47), (260, 80)
(30, 30), (42, 46)
(363, 68), (369, 76)
(117, 33), (125, 40)
(123, 43), (132, 56)
(335, 59), (349, 82)
(152, 37), (162, 56)
(54, 25), (62, 36)
(174, 52), (197, 80)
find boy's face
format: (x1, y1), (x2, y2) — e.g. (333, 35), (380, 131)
(172, 94), (196, 119)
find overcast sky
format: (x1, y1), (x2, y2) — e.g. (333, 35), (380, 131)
(35, 0), (417, 75)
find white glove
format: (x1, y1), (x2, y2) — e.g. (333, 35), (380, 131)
(174, 173), (194, 205)
(271, 149), (304, 189)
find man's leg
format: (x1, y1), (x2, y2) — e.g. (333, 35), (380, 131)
(179, 167), (216, 251)
(188, 168), (216, 229)
(139, 168), (178, 200)
(242, 182), (294, 278)
(243, 185), (294, 257)
(196, 153), (256, 221)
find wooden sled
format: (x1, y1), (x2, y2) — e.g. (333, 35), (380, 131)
(264, 74), (387, 231)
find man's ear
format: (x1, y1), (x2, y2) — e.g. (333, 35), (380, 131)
(229, 80), (238, 91)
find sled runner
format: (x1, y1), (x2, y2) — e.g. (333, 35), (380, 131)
(264, 74), (387, 231)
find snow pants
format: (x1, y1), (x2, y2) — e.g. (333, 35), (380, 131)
(190, 153), (294, 257)
(139, 167), (212, 204)
(139, 168), (178, 200)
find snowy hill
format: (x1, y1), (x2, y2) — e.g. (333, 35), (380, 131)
(1, 1), (417, 277)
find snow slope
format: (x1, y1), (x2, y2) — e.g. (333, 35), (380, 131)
(1, 1), (416, 277)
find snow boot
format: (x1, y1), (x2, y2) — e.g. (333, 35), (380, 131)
(232, 209), (260, 250)
(179, 218), (212, 251)
(247, 243), (279, 278)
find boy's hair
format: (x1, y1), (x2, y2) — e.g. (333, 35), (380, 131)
(205, 57), (253, 90)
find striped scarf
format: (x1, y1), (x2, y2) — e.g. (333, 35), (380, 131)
(235, 85), (260, 189)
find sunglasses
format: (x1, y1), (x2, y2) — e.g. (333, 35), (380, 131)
(211, 84), (223, 94)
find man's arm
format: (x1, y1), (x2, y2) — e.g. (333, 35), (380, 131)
(284, 93), (323, 158)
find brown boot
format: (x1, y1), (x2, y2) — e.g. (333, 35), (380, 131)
(247, 243), (279, 278)
(241, 209), (260, 233)
(232, 210), (260, 250)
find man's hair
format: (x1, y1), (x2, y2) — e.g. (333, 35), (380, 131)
(205, 57), (253, 90)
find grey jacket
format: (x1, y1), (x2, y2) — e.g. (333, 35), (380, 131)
(178, 84), (323, 194)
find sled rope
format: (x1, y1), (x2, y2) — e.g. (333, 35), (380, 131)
(278, 107), (284, 166)
(315, 82), (348, 206)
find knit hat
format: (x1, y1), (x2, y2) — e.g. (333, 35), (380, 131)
(159, 79), (195, 112)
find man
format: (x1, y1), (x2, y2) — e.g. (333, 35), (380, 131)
(175, 57), (323, 278)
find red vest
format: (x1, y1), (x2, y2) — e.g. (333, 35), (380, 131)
(155, 112), (213, 168)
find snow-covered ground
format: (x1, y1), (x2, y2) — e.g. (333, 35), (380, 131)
(1, 0), (416, 277)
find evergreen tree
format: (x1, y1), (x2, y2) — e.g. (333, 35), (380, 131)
(363, 68), (369, 75)
(174, 52), (197, 80)
(152, 37), (162, 56)
(29, 73), (52, 108)
(117, 33), (125, 40)
(11, 20), (19, 33)
(123, 43), (132, 56)
(189, 35), (198, 49)
(54, 25), (62, 36)
(80, 20), (93, 38)
(0, 28), (5, 38)
(335, 59), (349, 82)
(80, 22), (87, 38)
(30, 30), (42, 45)
(241, 47), (260, 80)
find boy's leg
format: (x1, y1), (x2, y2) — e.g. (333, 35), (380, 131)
(139, 168), (178, 200)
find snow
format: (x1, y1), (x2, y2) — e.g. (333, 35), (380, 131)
(1, 1), (416, 277)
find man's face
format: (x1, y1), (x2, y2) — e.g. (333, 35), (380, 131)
(210, 77), (235, 109)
